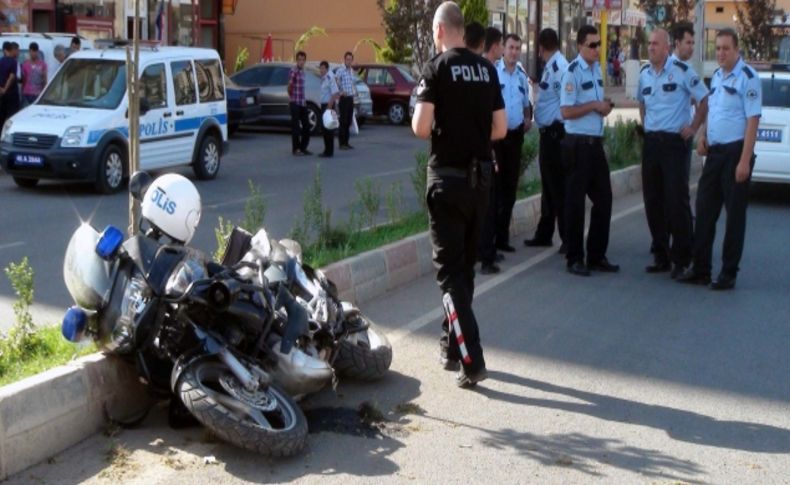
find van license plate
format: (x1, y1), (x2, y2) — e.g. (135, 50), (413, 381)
(14, 153), (44, 166)
(757, 129), (782, 143)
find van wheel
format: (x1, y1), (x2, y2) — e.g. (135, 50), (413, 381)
(13, 177), (39, 188)
(306, 104), (321, 135)
(94, 145), (125, 194)
(193, 134), (220, 180)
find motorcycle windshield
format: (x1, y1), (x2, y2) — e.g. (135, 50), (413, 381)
(63, 224), (115, 310)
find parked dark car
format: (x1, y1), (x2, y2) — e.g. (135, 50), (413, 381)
(225, 75), (262, 136)
(230, 62), (324, 134)
(354, 64), (416, 124)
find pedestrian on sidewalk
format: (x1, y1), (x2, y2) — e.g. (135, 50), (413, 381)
(638, 29), (708, 278)
(477, 26), (505, 274)
(288, 51), (312, 156)
(318, 61), (340, 158)
(494, 33), (532, 254)
(678, 29), (761, 290)
(336, 51), (357, 150)
(20, 42), (47, 107)
(0, 42), (21, 131)
(560, 25), (619, 276)
(412, 1), (506, 388)
(524, 28), (568, 254)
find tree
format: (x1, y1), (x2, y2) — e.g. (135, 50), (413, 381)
(636, 0), (695, 28)
(458, 0), (489, 26)
(377, 0), (442, 71)
(736, 0), (784, 60)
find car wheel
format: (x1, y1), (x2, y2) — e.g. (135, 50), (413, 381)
(12, 176), (39, 189)
(388, 102), (407, 125)
(306, 103), (321, 135)
(94, 144), (125, 194)
(193, 133), (221, 180)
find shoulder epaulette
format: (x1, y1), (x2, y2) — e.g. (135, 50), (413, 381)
(568, 61), (578, 72)
(640, 63), (650, 72)
(713, 67), (721, 76)
(551, 60), (558, 72)
(742, 65), (755, 79)
(673, 59), (689, 71)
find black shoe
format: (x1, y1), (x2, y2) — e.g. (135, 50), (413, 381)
(677, 268), (711, 285)
(567, 261), (591, 276)
(524, 238), (552, 247)
(480, 262), (500, 275)
(440, 355), (461, 371)
(670, 264), (687, 279)
(710, 273), (736, 290)
(456, 367), (488, 388)
(645, 260), (671, 273)
(496, 244), (516, 253)
(558, 243), (568, 255)
(495, 253), (505, 263)
(302, 149), (313, 155)
(339, 144), (354, 150)
(317, 153), (332, 158)
(292, 150), (304, 156)
(588, 257), (620, 273)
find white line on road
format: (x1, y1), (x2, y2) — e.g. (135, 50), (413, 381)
(388, 200), (646, 344)
(0, 241), (25, 251)
(204, 194), (280, 210)
(370, 168), (413, 178)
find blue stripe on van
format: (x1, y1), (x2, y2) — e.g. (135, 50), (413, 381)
(86, 114), (226, 145)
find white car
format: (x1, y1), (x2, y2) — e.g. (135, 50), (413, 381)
(0, 42), (228, 193)
(754, 69), (790, 183)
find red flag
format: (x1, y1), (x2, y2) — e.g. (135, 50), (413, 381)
(262, 34), (273, 63)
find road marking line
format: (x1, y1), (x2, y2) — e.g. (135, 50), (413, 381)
(370, 168), (413, 178)
(389, 200), (646, 344)
(0, 241), (25, 251)
(204, 193), (279, 210)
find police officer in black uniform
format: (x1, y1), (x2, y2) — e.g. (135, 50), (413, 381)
(412, 1), (506, 388)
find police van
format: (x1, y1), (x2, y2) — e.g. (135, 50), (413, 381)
(0, 42), (228, 193)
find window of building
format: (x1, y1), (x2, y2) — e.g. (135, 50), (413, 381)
(171, 60), (197, 105)
(715, 7), (724, 13)
(196, 59), (224, 102)
(140, 63), (168, 108)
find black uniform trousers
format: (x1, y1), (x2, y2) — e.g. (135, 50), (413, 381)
(642, 131), (693, 267)
(562, 134), (613, 266)
(692, 140), (754, 278)
(494, 126), (524, 247)
(319, 103), (335, 156)
(532, 122), (566, 244)
(289, 102), (310, 153)
(477, 155), (497, 265)
(0, 95), (19, 134)
(338, 95), (354, 147)
(429, 164), (491, 374)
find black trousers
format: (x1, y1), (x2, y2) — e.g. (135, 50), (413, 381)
(320, 103), (335, 156)
(692, 140), (754, 277)
(477, 158), (498, 265)
(562, 135), (612, 265)
(338, 95), (354, 146)
(0, 96), (19, 133)
(494, 127), (524, 247)
(642, 132), (693, 266)
(533, 123), (566, 244)
(289, 102), (310, 152)
(429, 165), (491, 374)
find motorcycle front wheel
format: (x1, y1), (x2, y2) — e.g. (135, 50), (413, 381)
(334, 315), (393, 381)
(176, 357), (307, 456)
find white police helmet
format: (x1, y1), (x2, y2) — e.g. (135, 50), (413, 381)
(322, 109), (339, 130)
(140, 173), (201, 244)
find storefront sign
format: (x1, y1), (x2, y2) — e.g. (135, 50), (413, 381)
(623, 9), (647, 27)
(584, 0), (623, 9)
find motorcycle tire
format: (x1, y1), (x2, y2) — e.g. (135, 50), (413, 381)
(334, 316), (393, 381)
(176, 357), (308, 457)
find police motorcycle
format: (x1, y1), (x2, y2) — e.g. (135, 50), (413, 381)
(60, 172), (308, 456)
(222, 224), (393, 399)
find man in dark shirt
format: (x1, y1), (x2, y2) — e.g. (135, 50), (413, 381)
(412, 1), (506, 388)
(0, 41), (21, 131)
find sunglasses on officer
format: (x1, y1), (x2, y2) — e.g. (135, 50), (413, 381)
(585, 41), (601, 49)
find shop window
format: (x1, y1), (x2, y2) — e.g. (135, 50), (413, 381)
(171, 60), (197, 105)
(140, 63), (168, 109)
(196, 59), (225, 102)
(715, 7), (724, 13)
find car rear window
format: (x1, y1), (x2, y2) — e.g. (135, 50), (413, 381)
(396, 66), (415, 83)
(762, 77), (790, 108)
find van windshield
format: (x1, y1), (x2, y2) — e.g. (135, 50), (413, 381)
(39, 59), (126, 109)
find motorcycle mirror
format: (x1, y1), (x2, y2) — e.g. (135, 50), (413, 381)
(129, 171), (153, 201)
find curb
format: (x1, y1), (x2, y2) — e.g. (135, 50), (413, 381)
(0, 157), (701, 479)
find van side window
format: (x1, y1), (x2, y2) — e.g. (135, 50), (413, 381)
(140, 63), (167, 109)
(171, 60), (197, 106)
(196, 59), (225, 102)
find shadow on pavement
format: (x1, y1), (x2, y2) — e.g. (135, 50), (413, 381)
(481, 371), (790, 454)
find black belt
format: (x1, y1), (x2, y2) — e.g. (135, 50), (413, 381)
(565, 133), (602, 145)
(645, 130), (683, 140)
(539, 121), (565, 135)
(708, 140), (743, 154)
(430, 161), (493, 179)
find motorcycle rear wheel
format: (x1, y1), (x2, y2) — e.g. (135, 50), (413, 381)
(334, 316), (393, 381)
(176, 357), (308, 456)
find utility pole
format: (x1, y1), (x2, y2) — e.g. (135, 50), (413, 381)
(693, 0), (705, 77)
(127, 0), (141, 236)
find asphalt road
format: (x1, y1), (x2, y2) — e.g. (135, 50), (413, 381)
(8, 185), (790, 484)
(0, 122), (428, 329)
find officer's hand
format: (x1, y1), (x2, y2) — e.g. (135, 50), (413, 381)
(696, 136), (708, 156)
(597, 101), (613, 116)
(735, 160), (751, 183)
(680, 126), (695, 141)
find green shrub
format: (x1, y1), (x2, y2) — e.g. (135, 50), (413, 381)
(213, 179), (267, 261)
(1, 258), (43, 366)
(354, 177), (382, 228)
(386, 181), (404, 224)
(290, 165), (334, 249)
(412, 150), (429, 213)
(605, 117), (643, 170)
(520, 129), (539, 176)
(234, 46), (249, 73)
